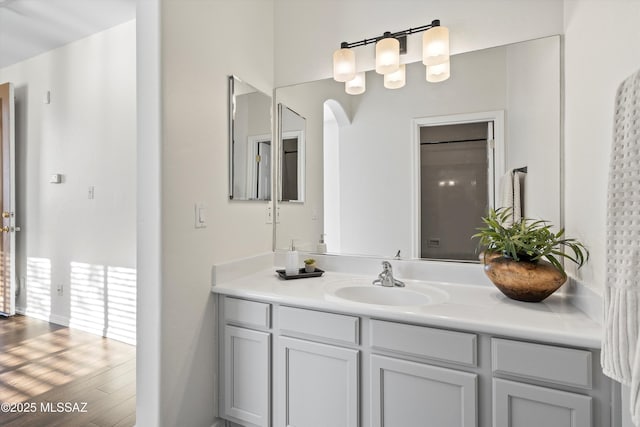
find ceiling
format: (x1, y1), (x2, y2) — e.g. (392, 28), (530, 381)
(0, 0), (136, 69)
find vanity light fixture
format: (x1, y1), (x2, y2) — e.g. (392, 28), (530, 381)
(384, 64), (406, 89)
(333, 19), (450, 95)
(345, 72), (366, 95)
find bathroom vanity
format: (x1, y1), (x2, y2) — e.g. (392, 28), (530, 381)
(212, 259), (615, 427)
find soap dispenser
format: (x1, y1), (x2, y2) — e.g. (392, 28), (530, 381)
(317, 234), (327, 254)
(285, 240), (299, 276)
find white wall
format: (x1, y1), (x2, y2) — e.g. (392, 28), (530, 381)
(563, 2), (640, 425)
(506, 36), (561, 227)
(274, 0), (564, 86)
(0, 20), (137, 343)
(563, 0), (640, 297)
(154, 0), (274, 425)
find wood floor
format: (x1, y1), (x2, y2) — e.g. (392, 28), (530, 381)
(0, 315), (135, 427)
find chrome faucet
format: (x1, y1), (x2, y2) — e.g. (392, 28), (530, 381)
(372, 261), (405, 287)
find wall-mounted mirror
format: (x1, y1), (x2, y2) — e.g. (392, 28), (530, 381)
(228, 75), (272, 201)
(278, 104), (306, 202)
(274, 36), (561, 260)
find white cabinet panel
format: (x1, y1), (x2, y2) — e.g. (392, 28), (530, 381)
(371, 319), (477, 366)
(278, 336), (359, 427)
(493, 379), (592, 427)
(279, 306), (359, 345)
(371, 355), (477, 427)
(223, 325), (271, 427)
(492, 338), (592, 389)
(224, 297), (271, 329)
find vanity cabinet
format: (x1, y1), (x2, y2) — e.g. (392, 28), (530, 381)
(371, 355), (477, 427)
(220, 298), (272, 427)
(491, 338), (598, 427)
(278, 337), (359, 427)
(493, 378), (591, 427)
(276, 306), (360, 427)
(217, 295), (613, 427)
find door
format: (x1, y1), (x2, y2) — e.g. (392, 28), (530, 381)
(278, 336), (359, 427)
(0, 82), (16, 317)
(223, 325), (271, 427)
(419, 121), (492, 261)
(371, 354), (477, 427)
(493, 379), (592, 427)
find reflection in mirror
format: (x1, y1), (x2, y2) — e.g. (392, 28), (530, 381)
(278, 104), (306, 202)
(274, 36), (560, 261)
(228, 75), (272, 200)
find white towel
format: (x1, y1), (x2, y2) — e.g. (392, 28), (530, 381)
(498, 170), (525, 224)
(602, 69), (640, 427)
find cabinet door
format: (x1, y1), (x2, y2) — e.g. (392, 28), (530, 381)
(493, 379), (592, 427)
(278, 336), (359, 427)
(223, 325), (271, 427)
(371, 355), (477, 427)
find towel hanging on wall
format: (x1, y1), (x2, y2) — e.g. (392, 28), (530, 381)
(498, 169), (526, 224)
(602, 68), (640, 427)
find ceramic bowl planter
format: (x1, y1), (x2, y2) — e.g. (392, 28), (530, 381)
(474, 208), (588, 303)
(482, 253), (567, 302)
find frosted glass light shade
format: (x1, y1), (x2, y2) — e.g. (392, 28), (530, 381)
(426, 61), (450, 82)
(345, 72), (366, 95)
(333, 48), (356, 82)
(423, 25), (450, 66)
(375, 37), (400, 75)
(384, 64), (406, 89)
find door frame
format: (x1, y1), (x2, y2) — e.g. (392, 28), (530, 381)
(0, 82), (16, 316)
(410, 110), (504, 259)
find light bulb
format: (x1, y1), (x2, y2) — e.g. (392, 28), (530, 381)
(384, 64), (406, 89)
(423, 25), (450, 66)
(333, 47), (356, 82)
(375, 36), (400, 75)
(345, 72), (366, 95)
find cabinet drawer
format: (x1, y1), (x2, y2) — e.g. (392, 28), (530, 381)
(223, 297), (271, 329)
(279, 306), (359, 345)
(492, 338), (592, 389)
(370, 320), (477, 367)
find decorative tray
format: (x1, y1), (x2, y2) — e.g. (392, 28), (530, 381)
(276, 268), (325, 280)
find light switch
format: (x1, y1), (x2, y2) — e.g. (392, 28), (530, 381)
(49, 174), (62, 184)
(265, 206), (273, 224)
(195, 204), (207, 228)
(88, 186), (95, 199)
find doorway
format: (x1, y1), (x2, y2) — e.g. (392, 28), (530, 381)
(412, 111), (504, 260)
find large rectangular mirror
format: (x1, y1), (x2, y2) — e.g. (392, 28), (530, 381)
(274, 36), (561, 260)
(228, 75), (272, 201)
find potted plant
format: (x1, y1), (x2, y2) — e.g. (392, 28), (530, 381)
(472, 208), (589, 302)
(304, 258), (317, 273)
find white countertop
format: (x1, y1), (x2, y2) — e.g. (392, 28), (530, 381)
(212, 267), (603, 349)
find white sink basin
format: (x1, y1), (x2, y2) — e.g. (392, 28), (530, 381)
(325, 278), (448, 307)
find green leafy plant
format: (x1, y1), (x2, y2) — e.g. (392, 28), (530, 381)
(472, 208), (589, 275)
(303, 258), (316, 265)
